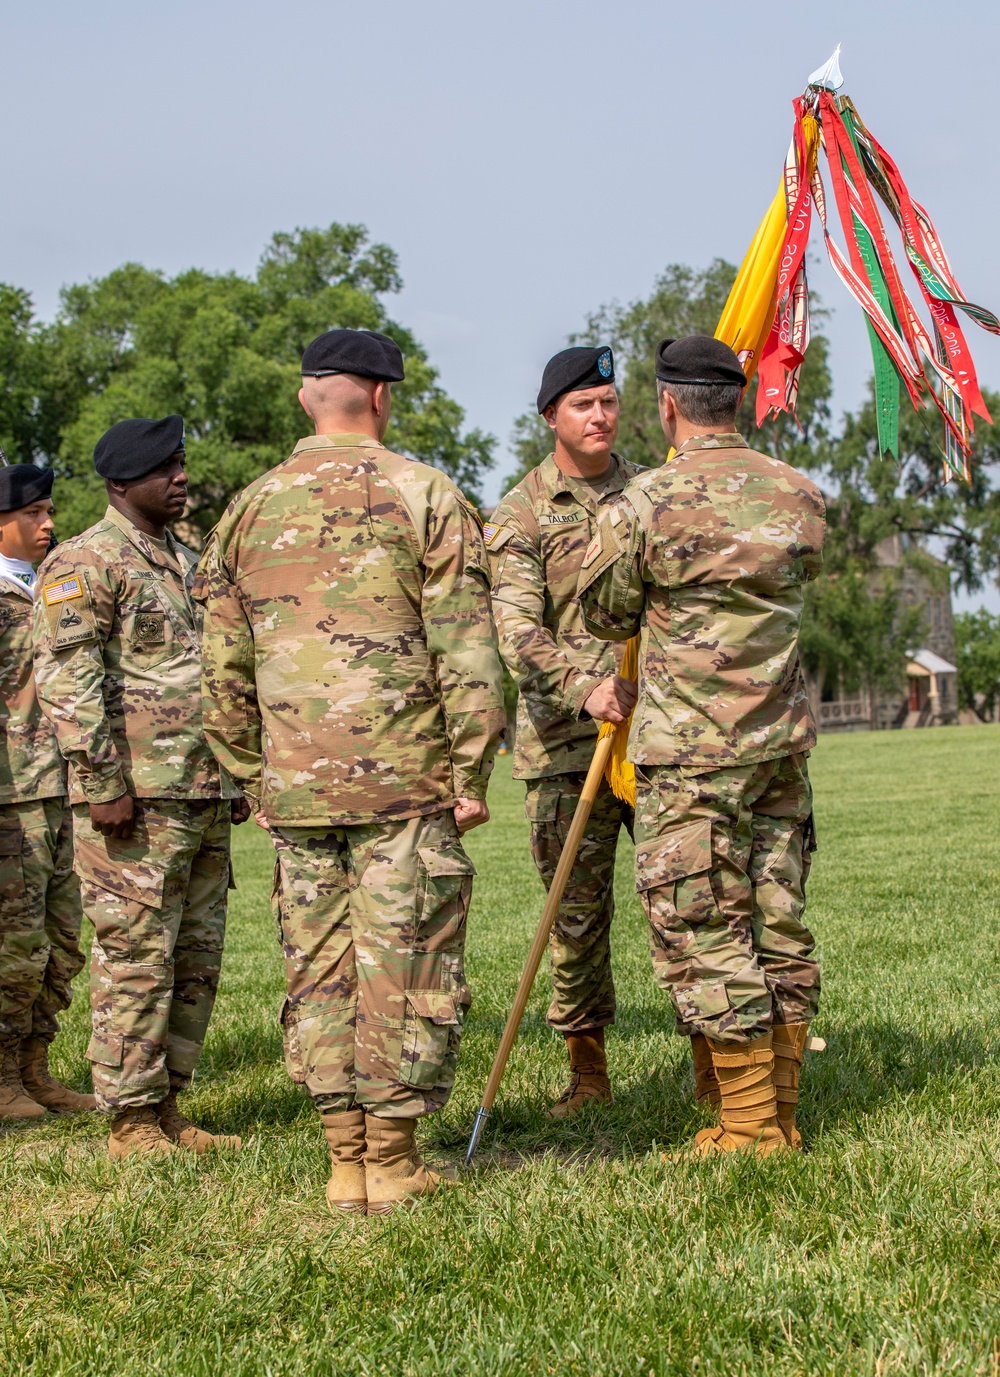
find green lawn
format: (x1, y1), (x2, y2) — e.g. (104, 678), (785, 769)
(3, 726), (1000, 1376)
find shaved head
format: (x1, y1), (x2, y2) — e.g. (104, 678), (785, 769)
(298, 371), (393, 441)
(301, 372), (376, 419)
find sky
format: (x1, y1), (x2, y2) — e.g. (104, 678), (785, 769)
(1, 0), (998, 604)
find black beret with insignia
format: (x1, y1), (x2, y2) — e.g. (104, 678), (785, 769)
(0, 463), (54, 513)
(536, 346), (615, 414)
(301, 328), (405, 382)
(94, 416), (186, 482)
(655, 336), (747, 387)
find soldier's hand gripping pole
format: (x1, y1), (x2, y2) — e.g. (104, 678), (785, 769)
(464, 728), (618, 1168)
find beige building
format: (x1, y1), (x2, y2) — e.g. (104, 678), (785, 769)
(813, 536), (958, 734)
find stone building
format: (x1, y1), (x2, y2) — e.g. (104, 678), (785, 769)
(813, 535), (958, 733)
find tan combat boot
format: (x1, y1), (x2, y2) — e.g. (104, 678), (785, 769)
(156, 1087), (241, 1153)
(364, 1115), (442, 1215)
(108, 1105), (181, 1159)
(19, 1037), (96, 1113)
(321, 1108), (367, 1214)
(547, 1029), (613, 1119)
(692, 1031), (791, 1157)
(771, 1022), (809, 1150)
(690, 1032), (721, 1109)
(0, 1039), (45, 1120)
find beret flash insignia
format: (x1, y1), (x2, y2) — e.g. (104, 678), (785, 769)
(598, 350), (612, 379)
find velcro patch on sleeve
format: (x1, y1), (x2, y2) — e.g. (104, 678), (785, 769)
(43, 577), (83, 606)
(482, 523), (515, 551)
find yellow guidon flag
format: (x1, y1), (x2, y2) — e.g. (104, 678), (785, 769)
(599, 634), (639, 806)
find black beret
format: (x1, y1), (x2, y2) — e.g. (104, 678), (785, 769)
(655, 336), (747, 387)
(0, 463), (53, 513)
(301, 328), (405, 382)
(94, 416), (186, 482)
(536, 346), (615, 414)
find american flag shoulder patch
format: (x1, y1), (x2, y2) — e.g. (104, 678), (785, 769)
(42, 577), (83, 606)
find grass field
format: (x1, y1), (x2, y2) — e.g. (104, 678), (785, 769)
(2, 726), (1000, 1376)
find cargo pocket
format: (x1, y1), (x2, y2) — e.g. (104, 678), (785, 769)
(634, 817), (718, 928)
(0, 817), (24, 904)
(672, 979), (731, 1026)
(278, 997), (307, 1083)
(751, 818), (812, 889)
(86, 1031), (125, 1069)
(74, 834), (166, 961)
(523, 790), (559, 824)
(415, 841), (475, 951)
(74, 834), (166, 911)
(399, 989), (461, 1090)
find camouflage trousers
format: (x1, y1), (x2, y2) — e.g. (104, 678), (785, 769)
(0, 797), (84, 1043)
(634, 754), (820, 1045)
(524, 774), (632, 1033)
(271, 809), (474, 1118)
(73, 799), (232, 1114)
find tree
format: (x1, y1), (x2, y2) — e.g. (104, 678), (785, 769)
(5, 223), (496, 541)
(953, 610), (1000, 721)
(799, 562), (926, 711)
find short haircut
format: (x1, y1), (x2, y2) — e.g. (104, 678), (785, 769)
(657, 378), (742, 427)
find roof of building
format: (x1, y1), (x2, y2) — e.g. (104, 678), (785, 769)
(907, 647), (957, 675)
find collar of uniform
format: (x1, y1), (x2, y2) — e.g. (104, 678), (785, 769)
(102, 504), (183, 573)
(674, 432), (747, 457)
(0, 574), (32, 602)
(539, 452), (630, 500)
(291, 433), (386, 455)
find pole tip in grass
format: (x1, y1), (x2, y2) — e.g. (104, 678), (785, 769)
(464, 1106), (489, 1169)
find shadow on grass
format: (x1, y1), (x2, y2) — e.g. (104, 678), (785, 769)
(434, 1014), (1000, 1171)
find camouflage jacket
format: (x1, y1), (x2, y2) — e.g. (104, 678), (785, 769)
(194, 432), (506, 827)
(488, 453), (646, 779)
(33, 506), (235, 805)
(577, 433), (826, 768)
(0, 574), (66, 804)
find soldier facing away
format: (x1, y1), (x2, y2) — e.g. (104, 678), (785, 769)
(487, 347), (642, 1115)
(577, 336), (826, 1155)
(0, 464), (94, 1120)
(196, 328), (506, 1214)
(33, 417), (246, 1159)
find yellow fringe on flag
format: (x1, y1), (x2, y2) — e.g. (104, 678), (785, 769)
(600, 635), (639, 806)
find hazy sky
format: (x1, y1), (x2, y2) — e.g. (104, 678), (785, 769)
(1, 1), (998, 600)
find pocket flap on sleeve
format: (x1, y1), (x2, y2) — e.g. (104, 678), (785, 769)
(635, 817), (713, 892)
(0, 821), (23, 855)
(416, 844), (477, 879)
(404, 989), (460, 1026)
(75, 835), (166, 910)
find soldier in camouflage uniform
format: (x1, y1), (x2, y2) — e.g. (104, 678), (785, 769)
(196, 328), (505, 1214)
(0, 464), (94, 1120)
(578, 336), (826, 1155)
(34, 416), (246, 1159)
(487, 346), (642, 1116)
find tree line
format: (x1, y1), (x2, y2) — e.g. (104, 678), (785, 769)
(2, 224), (999, 716)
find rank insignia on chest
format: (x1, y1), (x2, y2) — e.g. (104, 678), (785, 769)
(134, 612), (165, 644)
(43, 577), (83, 605)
